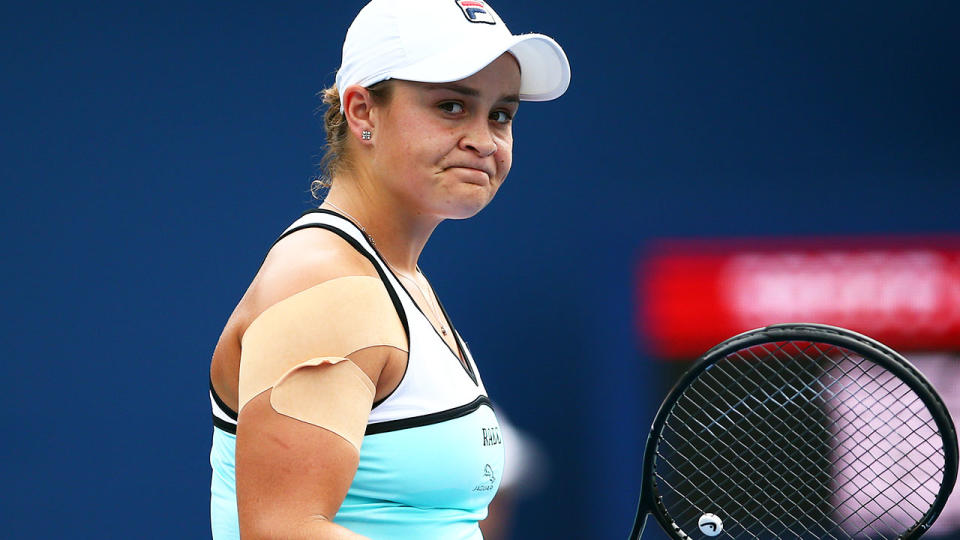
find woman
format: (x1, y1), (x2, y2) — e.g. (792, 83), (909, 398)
(209, 0), (569, 538)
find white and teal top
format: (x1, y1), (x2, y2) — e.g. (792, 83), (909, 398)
(210, 210), (504, 540)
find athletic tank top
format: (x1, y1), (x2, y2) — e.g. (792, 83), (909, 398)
(209, 210), (504, 539)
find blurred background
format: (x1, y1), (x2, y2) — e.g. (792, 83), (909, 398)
(2, 1), (957, 538)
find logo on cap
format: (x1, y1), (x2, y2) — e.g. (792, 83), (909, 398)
(455, 0), (496, 25)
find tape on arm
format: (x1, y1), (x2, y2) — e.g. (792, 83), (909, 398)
(238, 276), (408, 450)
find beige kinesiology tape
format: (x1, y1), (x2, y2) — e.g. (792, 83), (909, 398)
(238, 276), (408, 450)
(267, 356), (376, 451)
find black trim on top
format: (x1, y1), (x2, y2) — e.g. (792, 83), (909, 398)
(271, 211), (411, 410)
(272, 209), (340, 247)
(339, 221), (477, 388)
(209, 378), (238, 420)
(434, 289), (478, 385)
(213, 415), (237, 435)
(250, 209), (333, 270)
(289, 209), (476, 388)
(365, 395), (491, 436)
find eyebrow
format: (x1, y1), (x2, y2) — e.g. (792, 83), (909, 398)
(428, 83), (520, 104)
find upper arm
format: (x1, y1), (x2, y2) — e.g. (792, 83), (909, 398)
(236, 389), (361, 534)
(233, 227), (405, 537)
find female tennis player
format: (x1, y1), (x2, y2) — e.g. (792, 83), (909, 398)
(207, 0), (569, 538)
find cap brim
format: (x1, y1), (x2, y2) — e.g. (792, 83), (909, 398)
(509, 34), (571, 101)
(389, 33), (570, 102)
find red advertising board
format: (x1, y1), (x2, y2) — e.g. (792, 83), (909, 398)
(638, 236), (960, 359)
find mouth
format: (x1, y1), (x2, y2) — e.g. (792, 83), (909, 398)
(445, 165), (493, 183)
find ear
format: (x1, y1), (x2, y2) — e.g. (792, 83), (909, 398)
(342, 84), (375, 144)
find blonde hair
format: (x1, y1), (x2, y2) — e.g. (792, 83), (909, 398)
(311, 81), (394, 198)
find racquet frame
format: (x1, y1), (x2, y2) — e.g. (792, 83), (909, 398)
(630, 323), (959, 540)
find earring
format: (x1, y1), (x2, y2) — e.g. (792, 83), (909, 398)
(361, 130), (372, 140)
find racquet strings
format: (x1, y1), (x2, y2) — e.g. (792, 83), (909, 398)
(653, 340), (947, 539)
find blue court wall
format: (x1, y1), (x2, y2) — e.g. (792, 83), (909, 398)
(1, 1), (957, 538)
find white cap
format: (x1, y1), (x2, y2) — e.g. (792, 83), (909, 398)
(335, 0), (570, 110)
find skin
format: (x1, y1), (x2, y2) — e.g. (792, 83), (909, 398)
(331, 52), (521, 276)
(479, 488), (517, 540)
(210, 53), (521, 539)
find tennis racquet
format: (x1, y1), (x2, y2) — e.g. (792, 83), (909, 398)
(629, 323), (958, 540)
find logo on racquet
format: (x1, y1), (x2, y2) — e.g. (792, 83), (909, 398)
(697, 513), (722, 536)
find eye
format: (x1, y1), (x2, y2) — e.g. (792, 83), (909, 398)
(490, 110), (513, 125)
(439, 102), (464, 114)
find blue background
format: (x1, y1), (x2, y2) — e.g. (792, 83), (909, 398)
(2, 1), (957, 538)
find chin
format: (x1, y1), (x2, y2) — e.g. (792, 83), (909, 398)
(437, 182), (500, 220)
(441, 195), (496, 220)
(442, 202), (490, 221)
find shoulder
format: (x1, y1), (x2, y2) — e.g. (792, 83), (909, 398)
(236, 226), (382, 333)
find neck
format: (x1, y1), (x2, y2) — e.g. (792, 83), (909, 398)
(322, 177), (441, 275)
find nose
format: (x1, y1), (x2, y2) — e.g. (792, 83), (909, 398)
(459, 118), (497, 157)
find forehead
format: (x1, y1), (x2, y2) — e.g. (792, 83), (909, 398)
(399, 53), (521, 101)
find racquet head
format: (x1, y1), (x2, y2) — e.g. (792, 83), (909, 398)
(630, 323), (958, 540)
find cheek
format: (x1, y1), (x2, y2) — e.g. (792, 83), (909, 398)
(412, 126), (459, 163)
(383, 112), (448, 158)
(497, 154), (512, 176)
(495, 138), (513, 178)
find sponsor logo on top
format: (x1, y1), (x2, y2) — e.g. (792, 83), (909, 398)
(481, 426), (502, 446)
(472, 463), (497, 492)
(455, 0), (496, 24)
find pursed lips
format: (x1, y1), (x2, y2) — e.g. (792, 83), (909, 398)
(444, 163), (494, 180)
